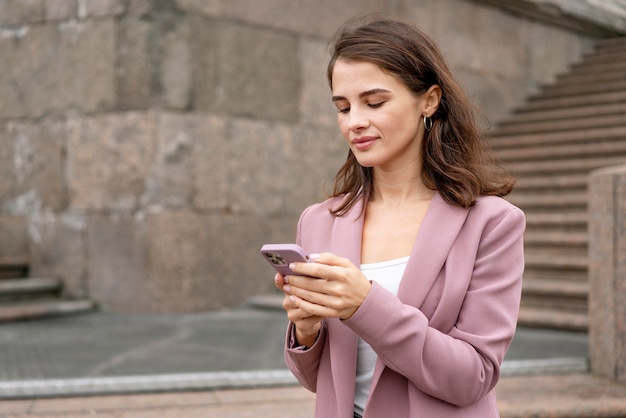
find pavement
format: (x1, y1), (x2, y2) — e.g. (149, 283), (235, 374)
(0, 295), (625, 417)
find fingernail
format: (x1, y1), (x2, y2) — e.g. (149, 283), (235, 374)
(283, 284), (291, 292)
(289, 263), (296, 271)
(310, 253), (320, 260)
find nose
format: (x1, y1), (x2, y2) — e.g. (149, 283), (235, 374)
(346, 106), (369, 131)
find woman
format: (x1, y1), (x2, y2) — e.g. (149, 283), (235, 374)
(274, 17), (525, 418)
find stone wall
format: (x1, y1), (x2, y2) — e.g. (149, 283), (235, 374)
(589, 165), (626, 382)
(0, 0), (603, 312)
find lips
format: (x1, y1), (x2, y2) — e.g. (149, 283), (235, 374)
(352, 136), (378, 151)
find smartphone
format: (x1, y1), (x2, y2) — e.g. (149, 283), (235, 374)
(260, 243), (311, 276)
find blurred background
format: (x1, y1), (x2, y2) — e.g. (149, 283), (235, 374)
(0, 0), (624, 324)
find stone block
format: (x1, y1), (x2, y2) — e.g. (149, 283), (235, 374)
(45, 0), (77, 21)
(142, 112), (228, 209)
(77, 0), (124, 18)
(196, 211), (298, 309)
(0, 0), (44, 25)
(0, 19), (116, 119)
(116, 14), (192, 110)
(208, 0), (389, 38)
(291, 124), (346, 206)
(87, 214), (147, 311)
(430, 0), (526, 81)
(188, 114), (230, 211)
(228, 119), (344, 216)
(298, 39), (336, 127)
(29, 212), (88, 298)
(0, 119), (68, 212)
(142, 113), (195, 208)
(67, 112), (157, 211)
(589, 165), (626, 382)
(207, 20), (300, 122)
(175, 0), (220, 16)
(526, 21), (596, 85)
(387, 0), (440, 35)
(87, 209), (296, 313)
(0, 215), (28, 258)
(228, 119), (297, 215)
(454, 70), (530, 126)
(116, 17), (153, 110)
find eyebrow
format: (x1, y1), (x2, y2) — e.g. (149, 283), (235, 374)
(332, 88), (391, 102)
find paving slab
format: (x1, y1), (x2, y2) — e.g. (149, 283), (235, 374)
(0, 300), (590, 399)
(0, 300), (622, 417)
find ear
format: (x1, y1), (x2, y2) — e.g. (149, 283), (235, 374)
(422, 84), (442, 116)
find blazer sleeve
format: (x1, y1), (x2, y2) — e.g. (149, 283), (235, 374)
(283, 203), (328, 393)
(343, 203), (525, 407)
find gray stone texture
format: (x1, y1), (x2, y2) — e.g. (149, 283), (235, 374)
(0, 19), (116, 119)
(67, 112), (157, 212)
(0, 215), (28, 259)
(0, 119), (68, 212)
(0, 0), (613, 313)
(588, 165), (626, 382)
(178, 0), (389, 38)
(29, 212), (88, 298)
(87, 210), (294, 312)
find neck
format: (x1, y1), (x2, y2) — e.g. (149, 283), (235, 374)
(370, 165), (434, 205)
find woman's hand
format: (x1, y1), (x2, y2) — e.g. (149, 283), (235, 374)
(274, 273), (323, 348)
(281, 252), (372, 321)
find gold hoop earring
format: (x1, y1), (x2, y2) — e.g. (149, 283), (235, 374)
(423, 115), (433, 131)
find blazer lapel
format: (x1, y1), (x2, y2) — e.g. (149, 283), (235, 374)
(329, 196), (365, 265)
(398, 193), (469, 308)
(327, 197), (365, 413)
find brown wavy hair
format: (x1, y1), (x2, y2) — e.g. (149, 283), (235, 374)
(327, 17), (515, 216)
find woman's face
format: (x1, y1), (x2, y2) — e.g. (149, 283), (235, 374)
(331, 59), (427, 172)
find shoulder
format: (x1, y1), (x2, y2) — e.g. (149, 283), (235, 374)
(299, 195), (346, 223)
(468, 195), (526, 233)
(471, 195), (523, 217)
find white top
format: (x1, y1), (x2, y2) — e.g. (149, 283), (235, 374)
(354, 256), (409, 415)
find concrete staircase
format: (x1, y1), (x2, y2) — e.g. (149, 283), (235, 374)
(490, 37), (626, 331)
(0, 255), (95, 321)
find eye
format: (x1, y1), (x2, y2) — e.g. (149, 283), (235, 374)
(368, 101), (385, 109)
(337, 107), (350, 114)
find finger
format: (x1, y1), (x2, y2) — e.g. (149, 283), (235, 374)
(274, 273), (286, 291)
(313, 252), (355, 268)
(289, 294), (338, 319)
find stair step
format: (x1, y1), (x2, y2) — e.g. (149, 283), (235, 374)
(552, 69), (626, 89)
(534, 79), (626, 100)
(492, 113), (626, 136)
(524, 253), (588, 270)
(492, 102), (626, 130)
(523, 212), (587, 228)
(523, 231), (587, 246)
(0, 277), (61, 299)
(0, 299), (96, 322)
(573, 49), (626, 65)
(506, 155), (626, 175)
(522, 278), (588, 298)
(507, 191), (587, 209)
(514, 174), (588, 190)
(517, 306), (588, 331)
(493, 125), (626, 149)
(568, 59), (626, 75)
(0, 255), (29, 279)
(498, 139), (626, 162)
(521, 90), (626, 112)
(523, 269), (588, 283)
(594, 37), (626, 52)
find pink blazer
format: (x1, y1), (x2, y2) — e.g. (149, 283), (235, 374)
(284, 193), (525, 418)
